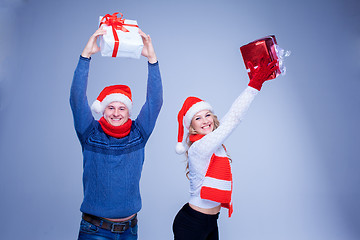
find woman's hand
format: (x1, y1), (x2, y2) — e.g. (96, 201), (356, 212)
(81, 28), (107, 58)
(248, 57), (279, 91)
(139, 29), (157, 64)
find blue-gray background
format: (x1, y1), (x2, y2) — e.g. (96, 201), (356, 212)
(0, 0), (359, 239)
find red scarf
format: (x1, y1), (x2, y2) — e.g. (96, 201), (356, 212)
(98, 117), (132, 138)
(190, 134), (233, 217)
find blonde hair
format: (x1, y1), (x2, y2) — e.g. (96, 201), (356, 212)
(184, 113), (230, 178)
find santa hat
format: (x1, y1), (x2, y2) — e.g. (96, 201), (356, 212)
(91, 85), (133, 115)
(176, 96), (213, 154)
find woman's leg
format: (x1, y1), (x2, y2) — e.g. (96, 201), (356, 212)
(206, 224), (219, 240)
(173, 203), (219, 240)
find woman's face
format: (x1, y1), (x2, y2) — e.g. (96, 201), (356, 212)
(191, 110), (214, 135)
(103, 101), (129, 126)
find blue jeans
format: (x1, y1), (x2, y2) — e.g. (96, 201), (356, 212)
(77, 219), (138, 240)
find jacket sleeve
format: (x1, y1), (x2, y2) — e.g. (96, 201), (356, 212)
(134, 61), (163, 139)
(189, 86), (259, 159)
(69, 56), (95, 137)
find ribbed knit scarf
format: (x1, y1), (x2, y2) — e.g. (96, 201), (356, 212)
(98, 117), (132, 138)
(189, 134), (233, 217)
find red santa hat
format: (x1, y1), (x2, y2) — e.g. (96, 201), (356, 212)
(176, 96), (213, 154)
(91, 85), (133, 115)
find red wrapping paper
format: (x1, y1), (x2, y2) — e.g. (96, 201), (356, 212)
(240, 35), (281, 80)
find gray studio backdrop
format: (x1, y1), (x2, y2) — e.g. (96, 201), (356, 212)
(0, 0), (359, 239)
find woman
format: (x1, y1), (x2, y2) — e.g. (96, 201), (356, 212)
(70, 27), (162, 240)
(173, 59), (279, 240)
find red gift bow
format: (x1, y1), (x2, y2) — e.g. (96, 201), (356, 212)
(99, 12), (139, 57)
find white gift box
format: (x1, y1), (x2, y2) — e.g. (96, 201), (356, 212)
(99, 16), (143, 59)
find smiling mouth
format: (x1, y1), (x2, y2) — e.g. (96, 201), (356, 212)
(202, 124), (211, 129)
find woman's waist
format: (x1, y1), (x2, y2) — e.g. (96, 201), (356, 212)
(188, 202), (221, 215)
(189, 196), (221, 214)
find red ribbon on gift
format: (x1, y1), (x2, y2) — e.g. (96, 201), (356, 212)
(99, 12), (139, 57)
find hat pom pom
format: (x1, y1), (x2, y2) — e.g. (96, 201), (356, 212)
(91, 100), (102, 114)
(175, 142), (187, 155)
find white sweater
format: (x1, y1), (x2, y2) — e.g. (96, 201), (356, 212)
(188, 86), (259, 209)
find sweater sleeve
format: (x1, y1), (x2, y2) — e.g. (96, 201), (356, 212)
(134, 61), (163, 138)
(69, 56), (95, 136)
(189, 86), (259, 159)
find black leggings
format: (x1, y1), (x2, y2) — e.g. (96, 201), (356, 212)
(173, 203), (219, 240)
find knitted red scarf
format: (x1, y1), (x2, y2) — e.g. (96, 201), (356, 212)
(98, 117), (132, 138)
(190, 134), (233, 217)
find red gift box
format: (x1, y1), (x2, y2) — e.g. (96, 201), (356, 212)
(240, 35), (281, 80)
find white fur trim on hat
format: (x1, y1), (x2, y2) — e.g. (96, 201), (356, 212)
(175, 142), (187, 154)
(91, 93), (133, 115)
(184, 101), (213, 129)
(91, 100), (103, 114)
